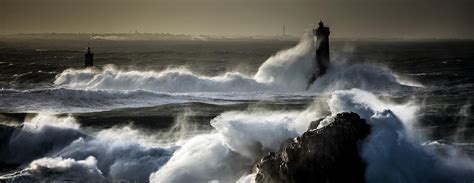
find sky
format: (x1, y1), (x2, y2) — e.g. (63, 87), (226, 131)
(1, 0), (473, 39)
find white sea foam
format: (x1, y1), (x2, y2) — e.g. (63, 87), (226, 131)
(3, 89), (473, 182)
(2, 31), (414, 113)
(54, 33), (411, 96)
(149, 97), (325, 182)
(0, 114), (175, 182)
(55, 65), (268, 92)
(151, 89), (474, 183)
(25, 156), (104, 180)
(2, 32), (467, 183)
(3, 115), (87, 164)
(0, 31), (411, 114)
(325, 89), (474, 183)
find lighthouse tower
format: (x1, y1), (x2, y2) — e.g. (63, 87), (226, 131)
(307, 20), (330, 89)
(313, 21), (330, 76)
(84, 47), (94, 68)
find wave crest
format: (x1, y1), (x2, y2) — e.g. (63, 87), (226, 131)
(54, 33), (411, 95)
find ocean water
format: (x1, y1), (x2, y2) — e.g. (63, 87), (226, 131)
(0, 35), (473, 182)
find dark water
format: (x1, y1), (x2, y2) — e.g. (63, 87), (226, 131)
(0, 39), (290, 89)
(0, 38), (473, 182)
(1, 39), (472, 138)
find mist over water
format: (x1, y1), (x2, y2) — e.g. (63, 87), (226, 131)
(54, 33), (407, 94)
(0, 33), (410, 113)
(1, 34), (474, 182)
(19, 33), (408, 114)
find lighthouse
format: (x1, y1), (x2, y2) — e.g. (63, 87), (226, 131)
(307, 20), (330, 89)
(314, 21), (330, 76)
(84, 47), (94, 68)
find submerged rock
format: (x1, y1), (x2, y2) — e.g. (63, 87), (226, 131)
(255, 112), (370, 183)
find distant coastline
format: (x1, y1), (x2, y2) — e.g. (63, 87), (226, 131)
(1, 33), (472, 42)
(0, 33), (299, 41)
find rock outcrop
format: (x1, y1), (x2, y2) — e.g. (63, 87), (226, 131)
(255, 112), (370, 183)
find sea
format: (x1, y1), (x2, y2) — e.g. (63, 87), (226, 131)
(0, 34), (473, 182)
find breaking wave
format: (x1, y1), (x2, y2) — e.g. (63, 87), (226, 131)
(2, 89), (473, 182)
(0, 32), (415, 113)
(0, 114), (176, 182)
(328, 89), (474, 183)
(3, 32), (469, 183)
(150, 89), (474, 183)
(54, 33), (410, 94)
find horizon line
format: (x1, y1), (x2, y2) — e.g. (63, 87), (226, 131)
(1, 32), (473, 41)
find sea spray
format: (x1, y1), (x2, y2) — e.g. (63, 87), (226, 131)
(25, 156), (104, 180)
(253, 32), (316, 89)
(53, 33), (410, 95)
(3, 89), (474, 182)
(0, 113), (175, 182)
(2, 33), (465, 183)
(326, 89), (474, 183)
(55, 65), (267, 92)
(150, 108), (320, 183)
(2, 114), (88, 164)
(152, 89), (473, 183)
(157, 108), (211, 145)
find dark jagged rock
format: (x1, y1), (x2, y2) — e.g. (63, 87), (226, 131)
(307, 118), (324, 130)
(255, 112), (371, 183)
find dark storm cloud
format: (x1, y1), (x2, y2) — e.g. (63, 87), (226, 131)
(0, 0), (472, 38)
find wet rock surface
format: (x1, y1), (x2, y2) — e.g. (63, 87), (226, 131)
(255, 112), (371, 183)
